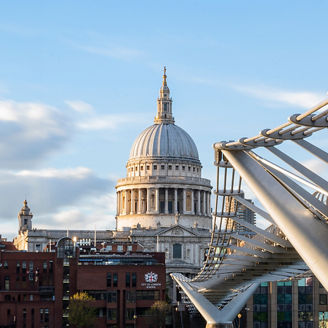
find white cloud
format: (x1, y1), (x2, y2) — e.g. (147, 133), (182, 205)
(36, 192), (117, 231)
(0, 167), (115, 241)
(233, 85), (323, 109)
(301, 158), (328, 180)
(65, 100), (94, 113)
(15, 167), (92, 179)
(0, 99), (71, 168)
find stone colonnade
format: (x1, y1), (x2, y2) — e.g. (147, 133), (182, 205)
(117, 187), (211, 216)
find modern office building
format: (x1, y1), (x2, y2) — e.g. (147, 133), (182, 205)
(244, 277), (328, 328)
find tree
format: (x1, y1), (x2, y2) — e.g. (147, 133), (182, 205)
(146, 300), (171, 328)
(68, 292), (97, 328)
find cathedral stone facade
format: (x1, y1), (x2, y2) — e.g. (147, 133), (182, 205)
(116, 69), (212, 277)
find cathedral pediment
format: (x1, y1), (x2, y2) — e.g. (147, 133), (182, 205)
(157, 225), (197, 237)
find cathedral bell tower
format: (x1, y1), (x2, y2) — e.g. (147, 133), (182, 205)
(154, 66), (174, 124)
(18, 200), (33, 232)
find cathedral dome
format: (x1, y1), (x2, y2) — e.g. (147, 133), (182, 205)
(129, 123), (200, 163)
(128, 67), (200, 165)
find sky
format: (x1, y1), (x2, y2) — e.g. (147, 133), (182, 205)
(1, 1), (328, 240)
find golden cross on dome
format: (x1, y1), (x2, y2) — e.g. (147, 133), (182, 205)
(163, 66), (167, 85)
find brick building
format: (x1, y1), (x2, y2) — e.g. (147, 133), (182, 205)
(0, 237), (166, 328)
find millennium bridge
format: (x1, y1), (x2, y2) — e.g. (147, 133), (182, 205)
(171, 99), (328, 327)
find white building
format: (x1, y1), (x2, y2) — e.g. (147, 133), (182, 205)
(116, 68), (212, 277)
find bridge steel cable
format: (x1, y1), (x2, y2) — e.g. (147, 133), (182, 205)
(171, 98), (328, 328)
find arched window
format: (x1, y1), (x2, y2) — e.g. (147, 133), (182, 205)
(173, 243), (182, 259)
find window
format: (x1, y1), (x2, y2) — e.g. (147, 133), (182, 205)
(193, 167), (195, 172)
(320, 294), (327, 305)
(132, 273), (137, 287)
(43, 261), (47, 273)
(117, 245), (123, 252)
(126, 272), (130, 288)
(44, 309), (49, 323)
(16, 262), (20, 274)
(126, 308), (135, 321)
(107, 291), (117, 303)
(107, 308), (117, 321)
(153, 165), (157, 170)
(168, 165), (172, 170)
(146, 165), (150, 170)
(126, 291), (136, 302)
(173, 243), (182, 259)
(107, 273), (111, 287)
(161, 165), (165, 170)
(98, 308), (105, 318)
(4, 261), (8, 269)
(188, 166), (191, 171)
(22, 261), (27, 274)
(136, 290), (160, 300)
(182, 166), (185, 171)
(107, 309), (117, 321)
(49, 261), (53, 273)
(163, 103), (168, 111)
(140, 166), (143, 171)
(175, 165), (179, 170)
(113, 273), (118, 287)
(127, 245), (132, 251)
(4, 276), (10, 290)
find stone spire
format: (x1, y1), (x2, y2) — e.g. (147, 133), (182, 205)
(154, 66), (175, 124)
(18, 200), (33, 232)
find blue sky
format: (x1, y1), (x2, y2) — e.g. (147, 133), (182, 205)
(1, 1), (328, 239)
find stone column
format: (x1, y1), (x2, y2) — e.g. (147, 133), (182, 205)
(174, 188), (178, 214)
(203, 191), (206, 215)
(124, 190), (128, 215)
(164, 188), (169, 214)
(130, 189), (134, 214)
(197, 190), (201, 215)
(146, 188), (151, 213)
(208, 192), (211, 216)
(138, 189), (142, 214)
(182, 189), (186, 214)
(116, 192), (120, 215)
(155, 188), (159, 213)
(191, 189), (194, 214)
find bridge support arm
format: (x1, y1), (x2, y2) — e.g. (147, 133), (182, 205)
(222, 149), (328, 291)
(170, 274), (233, 327)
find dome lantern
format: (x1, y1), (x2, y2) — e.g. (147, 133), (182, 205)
(154, 66), (174, 124)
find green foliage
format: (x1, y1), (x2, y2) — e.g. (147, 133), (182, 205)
(68, 292), (97, 328)
(145, 300), (171, 328)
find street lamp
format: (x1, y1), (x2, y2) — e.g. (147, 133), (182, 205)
(237, 313), (242, 328)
